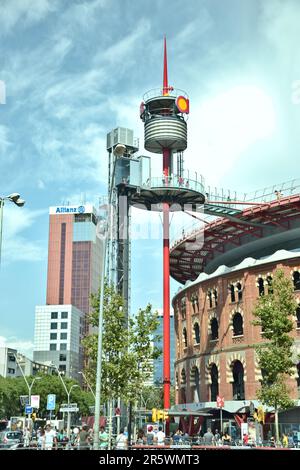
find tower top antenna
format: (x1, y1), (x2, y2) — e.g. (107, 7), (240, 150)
(163, 36), (169, 96)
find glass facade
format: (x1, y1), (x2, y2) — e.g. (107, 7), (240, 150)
(153, 314), (175, 385)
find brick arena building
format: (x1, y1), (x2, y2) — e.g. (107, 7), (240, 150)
(170, 188), (300, 426)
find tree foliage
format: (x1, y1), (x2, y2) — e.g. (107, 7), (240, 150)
(83, 283), (161, 404)
(0, 374), (94, 419)
(252, 269), (298, 411)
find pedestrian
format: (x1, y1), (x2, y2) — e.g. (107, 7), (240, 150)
(23, 427), (31, 448)
(115, 428), (128, 450)
(222, 431), (231, 446)
(203, 428), (214, 446)
(99, 426), (109, 450)
(282, 433), (288, 448)
(136, 428), (146, 445)
(78, 425), (90, 450)
(213, 429), (221, 446)
(44, 425), (57, 450)
(37, 428), (45, 450)
(156, 426), (166, 446)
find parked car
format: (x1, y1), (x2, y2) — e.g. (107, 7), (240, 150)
(0, 430), (23, 449)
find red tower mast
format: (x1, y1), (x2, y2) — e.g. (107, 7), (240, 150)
(162, 37), (171, 415)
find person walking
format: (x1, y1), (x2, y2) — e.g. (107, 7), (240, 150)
(156, 426), (166, 446)
(78, 425), (90, 450)
(99, 426), (109, 450)
(44, 425), (57, 450)
(203, 428), (214, 446)
(115, 428), (128, 450)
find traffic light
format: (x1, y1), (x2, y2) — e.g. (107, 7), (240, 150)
(152, 408), (168, 422)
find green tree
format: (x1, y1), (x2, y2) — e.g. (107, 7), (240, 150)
(0, 375), (94, 419)
(83, 283), (161, 406)
(252, 269), (298, 442)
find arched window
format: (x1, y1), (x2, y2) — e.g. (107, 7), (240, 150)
(211, 318), (219, 340)
(229, 284), (235, 302)
(297, 364), (300, 397)
(213, 289), (218, 307)
(236, 282), (242, 301)
(258, 278), (265, 296)
(293, 271), (300, 291)
(194, 323), (200, 344)
(207, 291), (213, 308)
(233, 312), (243, 336)
(210, 364), (219, 401)
(266, 275), (273, 294)
(232, 361), (245, 400)
(296, 307), (300, 329)
(182, 328), (188, 348)
(191, 366), (200, 402)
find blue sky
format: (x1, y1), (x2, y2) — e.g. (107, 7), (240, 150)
(1, 0), (300, 356)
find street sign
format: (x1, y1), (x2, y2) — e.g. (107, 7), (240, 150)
(25, 405), (33, 414)
(59, 403), (78, 413)
(59, 407), (79, 413)
(31, 395), (40, 409)
(216, 395), (225, 408)
(47, 394), (56, 411)
(20, 395), (29, 406)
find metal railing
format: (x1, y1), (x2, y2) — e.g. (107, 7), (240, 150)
(141, 176), (205, 194)
(143, 87), (189, 102)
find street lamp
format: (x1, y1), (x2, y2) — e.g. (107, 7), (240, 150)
(51, 363), (79, 440)
(78, 371), (96, 399)
(0, 193), (26, 265)
(14, 354), (41, 426)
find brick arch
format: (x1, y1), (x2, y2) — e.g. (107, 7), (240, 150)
(205, 355), (220, 384)
(208, 310), (219, 335)
(190, 360), (201, 385)
(229, 307), (244, 333)
(192, 318), (200, 344)
(226, 353), (247, 383)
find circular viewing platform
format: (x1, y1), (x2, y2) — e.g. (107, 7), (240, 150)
(130, 175), (205, 211)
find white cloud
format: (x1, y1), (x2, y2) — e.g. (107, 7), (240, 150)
(1, 0), (58, 36)
(2, 206), (47, 264)
(0, 335), (34, 358)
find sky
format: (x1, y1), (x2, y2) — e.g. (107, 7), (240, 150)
(1, 0), (300, 358)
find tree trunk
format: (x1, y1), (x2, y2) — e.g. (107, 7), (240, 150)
(274, 406), (279, 445)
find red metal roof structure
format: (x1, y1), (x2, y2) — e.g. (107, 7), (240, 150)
(170, 193), (300, 284)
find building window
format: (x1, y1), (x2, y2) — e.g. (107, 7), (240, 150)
(236, 282), (242, 301)
(60, 333), (67, 340)
(191, 366), (200, 402)
(182, 327), (188, 348)
(61, 311), (68, 319)
(213, 289), (218, 307)
(50, 333), (57, 340)
(59, 354), (67, 361)
(233, 312), (243, 336)
(60, 343), (67, 351)
(210, 364), (219, 401)
(59, 365), (66, 373)
(50, 323), (58, 330)
(207, 290), (213, 308)
(51, 312), (58, 319)
(293, 271), (300, 291)
(232, 361), (245, 400)
(266, 275), (273, 294)
(8, 355), (15, 362)
(180, 297), (187, 316)
(191, 293), (199, 313)
(211, 318), (219, 340)
(296, 307), (300, 329)
(194, 323), (200, 345)
(8, 368), (15, 374)
(257, 278), (265, 296)
(229, 284), (235, 302)
(61, 322), (68, 329)
(50, 344), (56, 351)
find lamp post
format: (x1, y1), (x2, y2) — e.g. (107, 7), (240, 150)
(0, 193), (25, 266)
(51, 363), (79, 440)
(14, 354), (41, 429)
